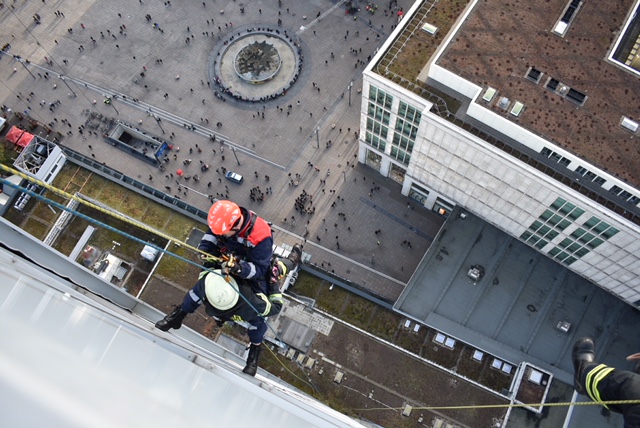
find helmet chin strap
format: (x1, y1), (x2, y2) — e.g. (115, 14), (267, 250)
(237, 211), (257, 237)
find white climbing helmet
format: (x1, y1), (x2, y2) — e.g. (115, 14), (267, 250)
(204, 270), (239, 310)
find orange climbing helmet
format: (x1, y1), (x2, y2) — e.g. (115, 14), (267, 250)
(208, 200), (243, 235)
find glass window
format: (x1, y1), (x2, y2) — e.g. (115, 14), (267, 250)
(369, 85), (377, 100)
(602, 227), (619, 239)
(530, 220), (543, 232)
(568, 207), (584, 220)
(584, 217), (599, 229)
(534, 239), (548, 249)
(548, 247), (561, 256)
(370, 86), (393, 110)
(575, 248), (590, 257)
(587, 237), (604, 249)
(567, 242), (581, 253)
(368, 102), (376, 117)
(593, 176), (606, 186)
(546, 230), (559, 240)
(609, 185), (623, 195)
(548, 214), (563, 225)
(559, 157), (571, 167)
(551, 197), (566, 210)
(520, 230), (533, 240)
(571, 228), (586, 239)
(620, 190), (634, 200)
(559, 202), (576, 215)
(559, 238), (572, 248)
(558, 219), (571, 230)
(593, 222), (609, 234)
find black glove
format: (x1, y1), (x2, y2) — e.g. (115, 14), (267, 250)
(214, 317), (225, 327)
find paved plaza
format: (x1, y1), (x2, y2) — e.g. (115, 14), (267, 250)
(0, 0), (439, 299)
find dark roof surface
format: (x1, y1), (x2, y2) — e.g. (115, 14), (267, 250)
(395, 206), (640, 384)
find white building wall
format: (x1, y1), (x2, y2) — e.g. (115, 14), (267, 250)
(413, 113), (640, 303)
(359, 72), (640, 305)
(431, 63), (640, 200)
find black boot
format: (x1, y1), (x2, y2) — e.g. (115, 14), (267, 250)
(155, 306), (187, 331)
(287, 244), (303, 268)
(572, 337), (596, 394)
(242, 343), (262, 376)
(278, 244), (303, 276)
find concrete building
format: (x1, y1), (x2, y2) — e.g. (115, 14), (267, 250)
(359, 0), (640, 305)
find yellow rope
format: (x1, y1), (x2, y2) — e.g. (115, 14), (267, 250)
(264, 344), (318, 394)
(354, 399), (640, 412)
(9, 165), (638, 412)
(0, 162), (211, 258)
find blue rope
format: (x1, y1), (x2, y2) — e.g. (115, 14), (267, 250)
(0, 177), (285, 344)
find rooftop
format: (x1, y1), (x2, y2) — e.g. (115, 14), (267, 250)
(395, 206), (640, 427)
(437, 0), (640, 186)
(375, 0), (640, 191)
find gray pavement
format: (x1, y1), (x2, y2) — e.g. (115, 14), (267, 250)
(0, 0), (432, 300)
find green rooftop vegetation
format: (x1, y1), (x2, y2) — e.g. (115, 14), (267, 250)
(4, 161), (204, 287)
(373, 0), (469, 114)
(288, 271), (513, 394)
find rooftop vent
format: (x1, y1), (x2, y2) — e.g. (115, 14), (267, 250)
(566, 88), (587, 105)
(526, 67), (543, 84)
(556, 320), (572, 333)
(621, 116), (639, 133)
(561, 0), (581, 23)
(467, 265), (485, 282)
(553, 0), (583, 36)
(544, 78), (586, 105)
(546, 78), (560, 91)
(497, 97), (511, 111)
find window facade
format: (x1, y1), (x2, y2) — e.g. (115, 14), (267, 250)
(365, 132), (386, 151)
(541, 147), (571, 167)
(365, 86), (393, 151)
(548, 215), (619, 265)
(521, 197), (585, 250)
(575, 166), (606, 186)
(389, 101), (421, 166)
(609, 185), (640, 205)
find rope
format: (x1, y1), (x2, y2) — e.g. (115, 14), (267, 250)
(0, 163), (207, 256)
(264, 345), (319, 394)
(354, 399), (640, 412)
(0, 163), (284, 340)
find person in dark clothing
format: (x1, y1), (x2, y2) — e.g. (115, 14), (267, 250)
(155, 245), (302, 376)
(198, 200), (273, 293)
(573, 337), (640, 427)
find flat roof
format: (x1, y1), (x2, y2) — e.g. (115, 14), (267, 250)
(435, 0), (640, 186)
(395, 206), (639, 425)
(395, 206), (640, 384)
